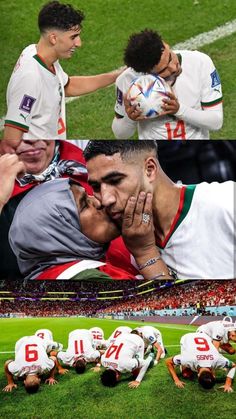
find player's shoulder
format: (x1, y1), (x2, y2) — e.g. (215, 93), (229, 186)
(116, 67), (141, 85)
(195, 181), (234, 206)
(176, 49), (212, 62)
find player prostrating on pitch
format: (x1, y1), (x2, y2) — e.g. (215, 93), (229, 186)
(197, 318), (236, 354)
(105, 326), (132, 348)
(135, 326), (166, 365)
(166, 332), (235, 392)
(35, 328), (64, 353)
(57, 329), (103, 374)
(3, 335), (58, 394)
(89, 327), (106, 350)
(101, 330), (154, 388)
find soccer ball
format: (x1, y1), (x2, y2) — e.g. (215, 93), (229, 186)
(127, 74), (171, 118)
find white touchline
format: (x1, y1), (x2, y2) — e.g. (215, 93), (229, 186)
(1, 18), (236, 131)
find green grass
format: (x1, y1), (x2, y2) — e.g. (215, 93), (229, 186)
(0, 0), (236, 138)
(0, 317), (235, 419)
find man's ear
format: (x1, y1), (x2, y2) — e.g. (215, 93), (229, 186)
(48, 32), (57, 46)
(144, 157), (158, 182)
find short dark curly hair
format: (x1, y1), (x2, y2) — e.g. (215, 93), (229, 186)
(38, 1), (85, 33)
(124, 29), (165, 73)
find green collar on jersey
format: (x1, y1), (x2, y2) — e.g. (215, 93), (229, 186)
(176, 53), (182, 66)
(157, 184), (196, 249)
(33, 55), (55, 75)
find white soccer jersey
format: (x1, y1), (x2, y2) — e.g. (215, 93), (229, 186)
(106, 326), (132, 347)
(173, 332), (232, 371)
(138, 326), (164, 351)
(158, 181), (235, 279)
(114, 50), (222, 139)
(197, 320), (235, 344)
(89, 327), (106, 349)
(101, 334), (145, 373)
(8, 336), (55, 377)
(57, 329), (100, 367)
(35, 329), (63, 352)
(5, 44), (68, 139)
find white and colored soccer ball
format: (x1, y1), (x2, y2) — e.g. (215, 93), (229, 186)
(127, 74), (171, 118)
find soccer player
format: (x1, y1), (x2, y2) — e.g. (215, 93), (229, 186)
(112, 29), (223, 139)
(84, 140), (235, 280)
(3, 335), (58, 393)
(135, 326), (165, 364)
(35, 329), (64, 353)
(106, 326), (132, 348)
(197, 319), (236, 354)
(101, 331), (154, 388)
(89, 327), (106, 349)
(3, 1), (123, 140)
(0, 154), (25, 214)
(166, 332), (235, 392)
(57, 329), (103, 374)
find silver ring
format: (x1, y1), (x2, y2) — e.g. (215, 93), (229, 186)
(142, 213), (151, 223)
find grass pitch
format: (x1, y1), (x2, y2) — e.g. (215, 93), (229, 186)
(0, 317), (235, 419)
(0, 0), (236, 139)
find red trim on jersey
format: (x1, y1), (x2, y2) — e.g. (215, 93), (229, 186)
(36, 53), (56, 74)
(156, 186), (186, 248)
(4, 123), (28, 132)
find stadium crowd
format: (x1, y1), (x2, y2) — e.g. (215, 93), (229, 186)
(0, 281), (235, 318)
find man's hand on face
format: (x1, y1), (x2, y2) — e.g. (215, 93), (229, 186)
(0, 139), (22, 154)
(0, 154), (26, 209)
(122, 191), (156, 259)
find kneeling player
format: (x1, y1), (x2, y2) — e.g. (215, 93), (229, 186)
(35, 328), (63, 353)
(135, 326), (166, 365)
(3, 335), (58, 393)
(197, 318), (236, 354)
(101, 330), (153, 388)
(105, 326), (132, 348)
(57, 329), (103, 374)
(166, 332), (235, 392)
(89, 327), (106, 349)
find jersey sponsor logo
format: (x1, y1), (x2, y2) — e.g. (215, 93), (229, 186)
(210, 70), (221, 88)
(19, 95), (36, 113)
(116, 87), (123, 105)
(196, 354), (214, 361)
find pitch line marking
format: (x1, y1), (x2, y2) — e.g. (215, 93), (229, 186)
(1, 18), (236, 132)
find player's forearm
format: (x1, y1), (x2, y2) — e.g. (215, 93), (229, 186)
(112, 115), (137, 139)
(3, 126), (24, 141)
(135, 250), (173, 280)
(135, 354), (153, 383)
(174, 103), (223, 131)
(165, 358), (179, 383)
(65, 71), (122, 97)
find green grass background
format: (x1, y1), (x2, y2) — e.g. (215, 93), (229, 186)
(0, 0), (236, 138)
(0, 317), (235, 419)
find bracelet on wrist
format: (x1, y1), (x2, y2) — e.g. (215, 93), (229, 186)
(137, 256), (161, 270)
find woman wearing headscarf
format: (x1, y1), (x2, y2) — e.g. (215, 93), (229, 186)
(9, 178), (173, 281)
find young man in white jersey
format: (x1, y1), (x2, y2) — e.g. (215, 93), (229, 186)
(106, 326), (132, 348)
(166, 332), (235, 392)
(197, 320), (236, 354)
(101, 330), (154, 388)
(3, 336), (58, 393)
(112, 29), (223, 139)
(57, 329), (103, 374)
(84, 141), (235, 280)
(35, 328), (64, 353)
(135, 326), (165, 364)
(4, 1), (122, 140)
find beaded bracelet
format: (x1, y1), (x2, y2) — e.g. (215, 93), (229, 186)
(137, 256), (161, 270)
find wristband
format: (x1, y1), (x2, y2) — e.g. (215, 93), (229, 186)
(137, 256), (161, 270)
